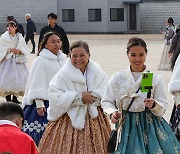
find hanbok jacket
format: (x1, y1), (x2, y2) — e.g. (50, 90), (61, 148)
(168, 55), (180, 106)
(0, 120), (38, 154)
(101, 67), (168, 117)
(0, 31), (27, 62)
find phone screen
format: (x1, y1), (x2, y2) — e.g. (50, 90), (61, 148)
(141, 72), (153, 92)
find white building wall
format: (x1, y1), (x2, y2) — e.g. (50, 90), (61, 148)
(57, 0), (108, 33)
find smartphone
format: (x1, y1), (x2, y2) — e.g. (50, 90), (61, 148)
(141, 72), (153, 92)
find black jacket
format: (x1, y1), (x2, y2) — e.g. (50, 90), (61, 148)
(38, 24), (69, 55)
(17, 23), (25, 37)
(26, 18), (36, 38)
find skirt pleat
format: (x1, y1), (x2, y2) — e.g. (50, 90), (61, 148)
(22, 101), (49, 145)
(0, 56), (28, 96)
(38, 107), (111, 154)
(115, 110), (180, 154)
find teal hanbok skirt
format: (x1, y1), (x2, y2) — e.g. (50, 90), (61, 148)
(114, 110), (180, 154)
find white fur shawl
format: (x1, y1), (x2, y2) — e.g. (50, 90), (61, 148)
(0, 31), (28, 62)
(47, 58), (108, 130)
(168, 55), (180, 94)
(22, 48), (66, 105)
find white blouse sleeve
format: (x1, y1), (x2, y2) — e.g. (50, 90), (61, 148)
(150, 76), (169, 117)
(101, 75), (118, 116)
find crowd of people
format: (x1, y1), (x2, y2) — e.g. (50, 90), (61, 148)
(0, 14), (180, 153)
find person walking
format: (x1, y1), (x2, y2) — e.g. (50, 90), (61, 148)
(0, 102), (38, 154)
(168, 51), (180, 142)
(168, 24), (180, 70)
(25, 13), (36, 54)
(101, 37), (180, 153)
(0, 21), (28, 104)
(22, 32), (66, 145)
(158, 17), (175, 70)
(38, 40), (111, 154)
(7, 15), (25, 37)
(38, 12), (70, 55)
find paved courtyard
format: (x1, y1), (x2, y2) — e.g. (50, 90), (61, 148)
(0, 34), (174, 122)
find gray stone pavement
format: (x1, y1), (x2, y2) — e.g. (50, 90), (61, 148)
(0, 34), (174, 122)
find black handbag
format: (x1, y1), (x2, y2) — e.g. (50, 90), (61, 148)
(107, 129), (118, 153)
(107, 87), (140, 153)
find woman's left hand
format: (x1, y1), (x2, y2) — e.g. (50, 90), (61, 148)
(14, 49), (21, 54)
(144, 98), (156, 109)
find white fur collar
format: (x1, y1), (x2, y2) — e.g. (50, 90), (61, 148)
(61, 58), (101, 83)
(39, 48), (66, 61)
(1, 31), (19, 41)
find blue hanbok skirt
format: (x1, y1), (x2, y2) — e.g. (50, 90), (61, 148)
(114, 110), (180, 154)
(22, 100), (49, 145)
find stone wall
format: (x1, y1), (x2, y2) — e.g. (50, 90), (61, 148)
(0, 0), (57, 34)
(140, 1), (180, 33)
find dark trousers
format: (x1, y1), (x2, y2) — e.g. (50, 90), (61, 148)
(25, 35), (35, 51)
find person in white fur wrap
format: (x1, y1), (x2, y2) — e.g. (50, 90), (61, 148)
(168, 54), (180, 142)
(0, 21), (28, 104)
(22, 32), (66, 145)
(38, 40), (111, 154)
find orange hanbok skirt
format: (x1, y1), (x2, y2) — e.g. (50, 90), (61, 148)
(38, 107), (111, 154)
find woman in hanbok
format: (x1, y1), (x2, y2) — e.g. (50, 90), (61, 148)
(102, 37), (180, 154)
(0, 21), (28, 103)
(38, 40), (111, 154)
(158, 17), (175, 70)
(168, 53), (180, 142)
(22, 32), (66, 145)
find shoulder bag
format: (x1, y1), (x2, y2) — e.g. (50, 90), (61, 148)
(107, 87), (140, 153)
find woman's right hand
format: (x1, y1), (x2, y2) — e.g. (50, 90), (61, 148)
(111, 111), (121, 124)
(82, 92), (96, 104)
(10, 48), (20, 54)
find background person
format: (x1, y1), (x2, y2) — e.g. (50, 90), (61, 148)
(0, 102), (38, 154)
(22, 32), (66, 145)
(168, 54), (180, 142)
(168, 24), (180, 70)
(38, 12), (70, 55)
(158, 17), (175, 70)
(25, 14), (36, 54)
(38, 40), (111, 153)
(102, 37), (180, 153)
(7, 15), (25, 37)
(0, 21), (28, 104)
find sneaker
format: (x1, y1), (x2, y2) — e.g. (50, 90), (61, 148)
(31, 51), (35, 54)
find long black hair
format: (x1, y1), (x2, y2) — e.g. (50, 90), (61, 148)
(127, 37), (148, 54)
(167, 17), (175, 27)
(7, 21), (21, 34)
(38, 32), (61, 56)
